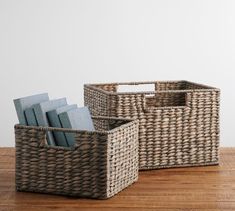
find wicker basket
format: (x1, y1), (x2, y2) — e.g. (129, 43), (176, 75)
(84, 80), (220, 170)
(15, 116), (139, 199)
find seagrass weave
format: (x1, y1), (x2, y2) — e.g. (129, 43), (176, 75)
(15, 116), (139, 199)
(84, 81), (220, 170)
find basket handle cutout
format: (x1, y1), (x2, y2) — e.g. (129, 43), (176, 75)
(23, 128), (80, 150)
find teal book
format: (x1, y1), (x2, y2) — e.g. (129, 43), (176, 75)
(32, 98), (67, 146)
(13, 93), (49, 125)
(46, 104), (77, 147)
(59, 107), (95, 146)
(24, 108), (38, 126)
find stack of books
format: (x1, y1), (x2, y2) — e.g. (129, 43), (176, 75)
(14, 93), (95, 147)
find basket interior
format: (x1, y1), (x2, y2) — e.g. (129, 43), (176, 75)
(92, 118), (131, 131)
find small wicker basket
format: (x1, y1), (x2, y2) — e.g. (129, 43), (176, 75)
(84, 80), (220, 170)
(15, 116), (139, 199)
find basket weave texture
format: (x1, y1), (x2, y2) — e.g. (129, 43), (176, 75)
(15, 116), (139, 199)
(84, 81), (220, 170)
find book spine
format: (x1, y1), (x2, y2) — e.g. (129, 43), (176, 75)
(33, 105), (55, 146)
(24, 108), (38, 126)
(59, 113), (75, 147)
(47, 111), (68, 147)
(14, 100), (27, 125)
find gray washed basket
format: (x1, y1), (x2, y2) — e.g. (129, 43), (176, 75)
(15, 116), (139, 199)
(84, 80), (220, 170)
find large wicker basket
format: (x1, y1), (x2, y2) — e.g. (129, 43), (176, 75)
(15, 116), (139, 199)
(84, 80), (220, 170)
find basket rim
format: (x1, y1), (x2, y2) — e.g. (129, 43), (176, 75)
(84, 80), (220, 95)
(14, 116), (138, 135)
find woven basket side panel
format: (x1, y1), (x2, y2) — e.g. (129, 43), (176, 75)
(140, 90), (220, 169)
(110, 91), (219, 169)
(109, 95), (118, 117)
(84, 86), (110, 117)
(15, 128), (109, 199)
(93, 118), (110, 131)
(116, 94), (145, 119)
(156, 81), (211, 91)
(107, 121), (139, 198)
(156, 81), (186, 91)
(186, 90), (220, 164)
(186, 83), (204, 90)
(72, 132), (108, 198)
(94, 84), (117, 92)
(15, 128), (46, 191)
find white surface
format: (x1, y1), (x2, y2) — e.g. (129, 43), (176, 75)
(0, 0), (234, 146)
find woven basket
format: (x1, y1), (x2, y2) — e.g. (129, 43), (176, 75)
(84, 80), (220, 170)
(15, 116), (139, 199)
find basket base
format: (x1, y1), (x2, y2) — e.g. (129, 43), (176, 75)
(15, 177), (139, 200)
(139, 161), (219, 171)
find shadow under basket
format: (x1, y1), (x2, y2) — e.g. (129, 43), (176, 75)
(15, 116), (139, 199)
(84, 80), (220, 170)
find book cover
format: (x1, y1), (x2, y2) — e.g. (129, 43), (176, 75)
(59, 107), (95, 146)
(32, 98), (67, 146)
(46, 104), (77, 147)
(24, 108), (38, 126)
(13, 93), (49, 125)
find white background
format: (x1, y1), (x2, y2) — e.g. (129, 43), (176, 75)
(0, 0), (234, 146)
